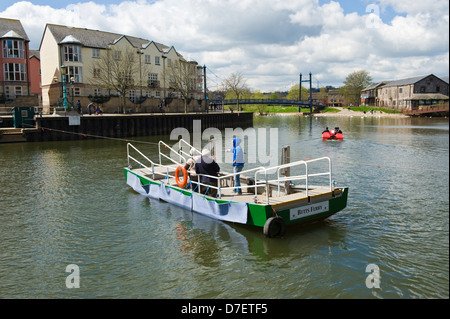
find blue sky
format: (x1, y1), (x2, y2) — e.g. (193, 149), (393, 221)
(1, 0), (448, 91)
(0, 0), (114, 10)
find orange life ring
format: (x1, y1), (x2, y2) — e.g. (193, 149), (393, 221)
(175, 166), (188, 188)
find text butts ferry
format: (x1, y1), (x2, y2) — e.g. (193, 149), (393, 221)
(124, 140), (348, 237)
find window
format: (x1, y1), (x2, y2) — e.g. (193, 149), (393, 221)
(149, 73), (158, 81)
(63, 45), (82, 62)
(67, 66), (82, 83)
(92, 48), (100, 58)
(114, 51), (122, 60)
(130, 90), (135, 102)
(399, 88), (403, 93)
(3, 63), (26, 81)
(15, 86), (23, 96)
(437, 86), (440, 92)
(146, 91), (152, 97)
(420, 87), (426, 93)
(155, 56), (160, 65)
(93, 68), (101, 78)
(94, 88), (101, 96)
(145, 55), (151, 64)
(155, 91), (160, 98)
(2, 40), (24, 58)
(73, 88), (81, 96)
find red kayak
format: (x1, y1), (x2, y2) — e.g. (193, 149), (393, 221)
(322, 128), (344, 140)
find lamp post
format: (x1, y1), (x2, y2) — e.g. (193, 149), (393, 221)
(60, 65), (69, 112)
(161, 55), (167, 104)
(137, 49), (143, 98)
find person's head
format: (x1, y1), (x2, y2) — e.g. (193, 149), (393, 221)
(201, 148), (210, 158)
(233, 137), (241, 147)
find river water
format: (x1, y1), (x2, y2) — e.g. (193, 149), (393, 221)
(0, 115), (448, 299)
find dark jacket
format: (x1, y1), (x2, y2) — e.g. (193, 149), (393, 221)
(195, 156), (220, 184)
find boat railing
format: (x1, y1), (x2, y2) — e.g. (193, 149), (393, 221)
(158, 141), (187, 166)
(274, 157), (332, 197)
(177, 139), (201, 159)
(127, 143), (160, 179)
(127, 143), (155, 170)
(128, 143), (180, 180)
(128, 141), (333, 205)
(191, 157), (332, 204)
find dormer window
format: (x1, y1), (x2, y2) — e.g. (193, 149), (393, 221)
(2, 39), (25, 59)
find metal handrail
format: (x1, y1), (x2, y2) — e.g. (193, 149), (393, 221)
(158, 141), (187, 166)
(128, 141), (333, 205)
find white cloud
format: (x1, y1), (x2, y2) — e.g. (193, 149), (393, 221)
(1, 0), (448, 91)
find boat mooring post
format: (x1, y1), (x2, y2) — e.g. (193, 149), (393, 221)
(281, 146), (291, 195)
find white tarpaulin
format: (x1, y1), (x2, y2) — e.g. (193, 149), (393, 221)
(128, 170), (247, 224)
(127, 171), (148, 195)
(192, 194), (248, 224)
(146, 183), (160, 199)
(159, 183), (192, 210)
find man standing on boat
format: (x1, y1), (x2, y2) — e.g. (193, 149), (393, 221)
(228, 137), (244, 195)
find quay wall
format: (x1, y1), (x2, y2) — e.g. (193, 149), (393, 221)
(26, 112), (253, 142)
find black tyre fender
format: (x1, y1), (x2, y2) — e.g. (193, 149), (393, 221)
(263, 216), (286, 238)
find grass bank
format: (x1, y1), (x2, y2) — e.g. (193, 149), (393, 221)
(238, 104), (401, 115)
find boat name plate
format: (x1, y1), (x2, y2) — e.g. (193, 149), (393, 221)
(290, 201), (329, 220)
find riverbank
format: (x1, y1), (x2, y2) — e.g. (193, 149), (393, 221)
(312, 107), (409, 118)
(261, 107), (409, 118)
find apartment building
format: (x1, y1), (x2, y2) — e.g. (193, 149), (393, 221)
(0, 18), (31, 101)
(39, 24), (203, 112)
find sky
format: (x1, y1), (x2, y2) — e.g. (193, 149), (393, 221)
(1, 0), (449, 92)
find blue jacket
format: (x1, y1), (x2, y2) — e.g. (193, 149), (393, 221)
(232, 138), (244, 167)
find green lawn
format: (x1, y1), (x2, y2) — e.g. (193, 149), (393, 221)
(239, 105), (308, 113)
(238, 104), (401, 114)
(347, 106), (402, 114)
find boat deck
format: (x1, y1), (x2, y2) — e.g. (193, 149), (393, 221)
(131, 166), (341, 210)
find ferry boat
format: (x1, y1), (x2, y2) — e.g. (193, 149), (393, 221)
(322, 127), (344, 140)
(124, 140), (348, 237)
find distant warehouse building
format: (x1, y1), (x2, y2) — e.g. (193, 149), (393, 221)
(361, 74), (449, 110)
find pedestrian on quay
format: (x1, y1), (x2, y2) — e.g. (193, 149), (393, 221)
(87, 102), (94, 115)
(76, 100), (82, 115)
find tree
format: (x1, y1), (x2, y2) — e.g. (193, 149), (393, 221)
(252, 89), (267, 115)
(287, 84), (309, 101)
(341, 70), (373, 106)
(90, 47), (149, 113)
(222, 72), (248, 110)
(167, 59), (199, 113)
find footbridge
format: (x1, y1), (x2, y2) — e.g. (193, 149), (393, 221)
(209, 99), (325, 108)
